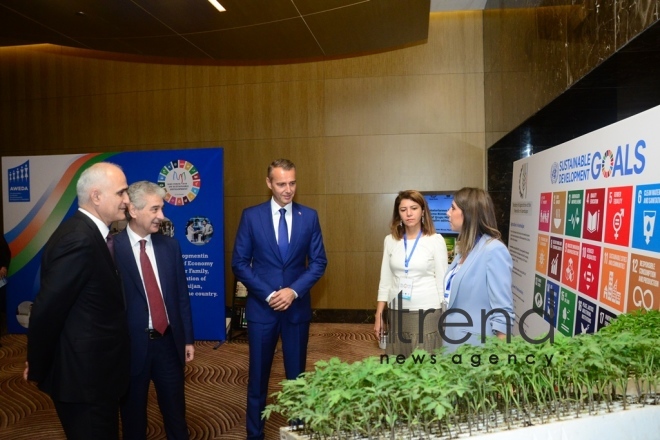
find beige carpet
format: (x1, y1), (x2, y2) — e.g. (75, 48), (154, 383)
(0, 323), (380, 439)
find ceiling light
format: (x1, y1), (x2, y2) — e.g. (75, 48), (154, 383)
(208, 0), (226, 12)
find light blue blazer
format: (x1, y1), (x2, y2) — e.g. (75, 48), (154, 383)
(443, 235), (514, 352)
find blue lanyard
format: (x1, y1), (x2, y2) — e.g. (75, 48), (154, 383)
(403, 230), (422, 275)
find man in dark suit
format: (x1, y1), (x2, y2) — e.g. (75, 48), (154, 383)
(25, 162), (130, 439)
(114, 181), (194, 440)
(232, 158), (327, 440)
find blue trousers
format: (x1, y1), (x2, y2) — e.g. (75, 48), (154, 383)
(246, 318), (309, 440)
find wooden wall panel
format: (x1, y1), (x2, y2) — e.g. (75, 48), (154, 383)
(324, 73), (484, 136)
(323, 133), (485, 194)
(0, 12), (486, 311)
(66, 57), (98, 98)
(0, 48), (14, 102)
(24, 51), (43, 99)
(137, 88), (188, 145)
(193, 81), (324, 142)
(0, 100), (11, 149)
(323, 11), (484, 79)
(15, 99), (36, 151)
(485, 70), (540, 134)
(43, 97), (63, 151)
(184, 87), (204, 143)
(9, 48), (28, 101)
(324, 194), (393, 253)
(182, 62), (324, 89)
(430, 12), (484, 74)
(222, 138), (326, 196)
(59, 96), (82, 151)
(318, 252), (383, 310)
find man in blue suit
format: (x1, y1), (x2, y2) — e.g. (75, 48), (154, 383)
(232, 158), (327, 440)
(114, 181), (195, 440)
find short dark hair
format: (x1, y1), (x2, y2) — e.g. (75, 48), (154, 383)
(267, 159), (295, 179)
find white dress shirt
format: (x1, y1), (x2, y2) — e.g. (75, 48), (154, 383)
(266, 198), (297, 302)
(271, 198), (292, 243)
(126, 224), (170, 328)
(78, 208), (110, 239)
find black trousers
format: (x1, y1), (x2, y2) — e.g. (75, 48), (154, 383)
(54, 398), (119, 440)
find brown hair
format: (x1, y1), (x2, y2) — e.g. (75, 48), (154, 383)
(267, 158), (295, 179)
(389, 190), (436, 240)
(452, 187), (501, 258)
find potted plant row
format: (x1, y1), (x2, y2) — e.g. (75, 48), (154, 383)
(265, 309), (660, 439)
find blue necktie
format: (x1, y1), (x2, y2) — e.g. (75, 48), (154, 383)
(278, 208), (289, 259)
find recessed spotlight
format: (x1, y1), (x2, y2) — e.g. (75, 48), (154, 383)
(208, 0), (226, 12)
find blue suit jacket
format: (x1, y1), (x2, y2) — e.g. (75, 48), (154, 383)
(231, 201), (327, 324)
(443, 235), (514, 352)
(114, 229), (194, 375)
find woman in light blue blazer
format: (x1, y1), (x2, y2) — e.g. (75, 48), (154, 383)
(443, 187), (514, 353)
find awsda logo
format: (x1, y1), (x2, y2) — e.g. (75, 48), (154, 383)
(8, 160), (30, 202)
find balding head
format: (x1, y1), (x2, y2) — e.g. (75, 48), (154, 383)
(77, 162), (130, 226)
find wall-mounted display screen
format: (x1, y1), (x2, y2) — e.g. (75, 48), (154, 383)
(422, 192), (456, 235)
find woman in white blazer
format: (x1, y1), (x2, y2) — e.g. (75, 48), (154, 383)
(443, 187), (514, 353)
(375, 190), (448, 356)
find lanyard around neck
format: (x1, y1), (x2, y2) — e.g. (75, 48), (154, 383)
(403, 230), (422, 275)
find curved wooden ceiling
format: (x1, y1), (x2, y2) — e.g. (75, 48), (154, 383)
(0, 0), (433, 63)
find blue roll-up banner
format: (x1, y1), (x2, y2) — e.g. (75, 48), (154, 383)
(2, 148), (225, 341)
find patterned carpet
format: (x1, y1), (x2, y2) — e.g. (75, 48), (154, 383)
(0, 323), (380, 439)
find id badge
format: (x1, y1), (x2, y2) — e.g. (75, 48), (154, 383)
(398, 277), (413, 300)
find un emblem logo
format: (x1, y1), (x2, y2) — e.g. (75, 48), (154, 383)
(550, 162), (559, 184)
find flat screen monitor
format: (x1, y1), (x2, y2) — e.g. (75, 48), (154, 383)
(422, 191), (456, 235)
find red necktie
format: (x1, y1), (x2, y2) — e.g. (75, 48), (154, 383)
(139, 240), (168, 334)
